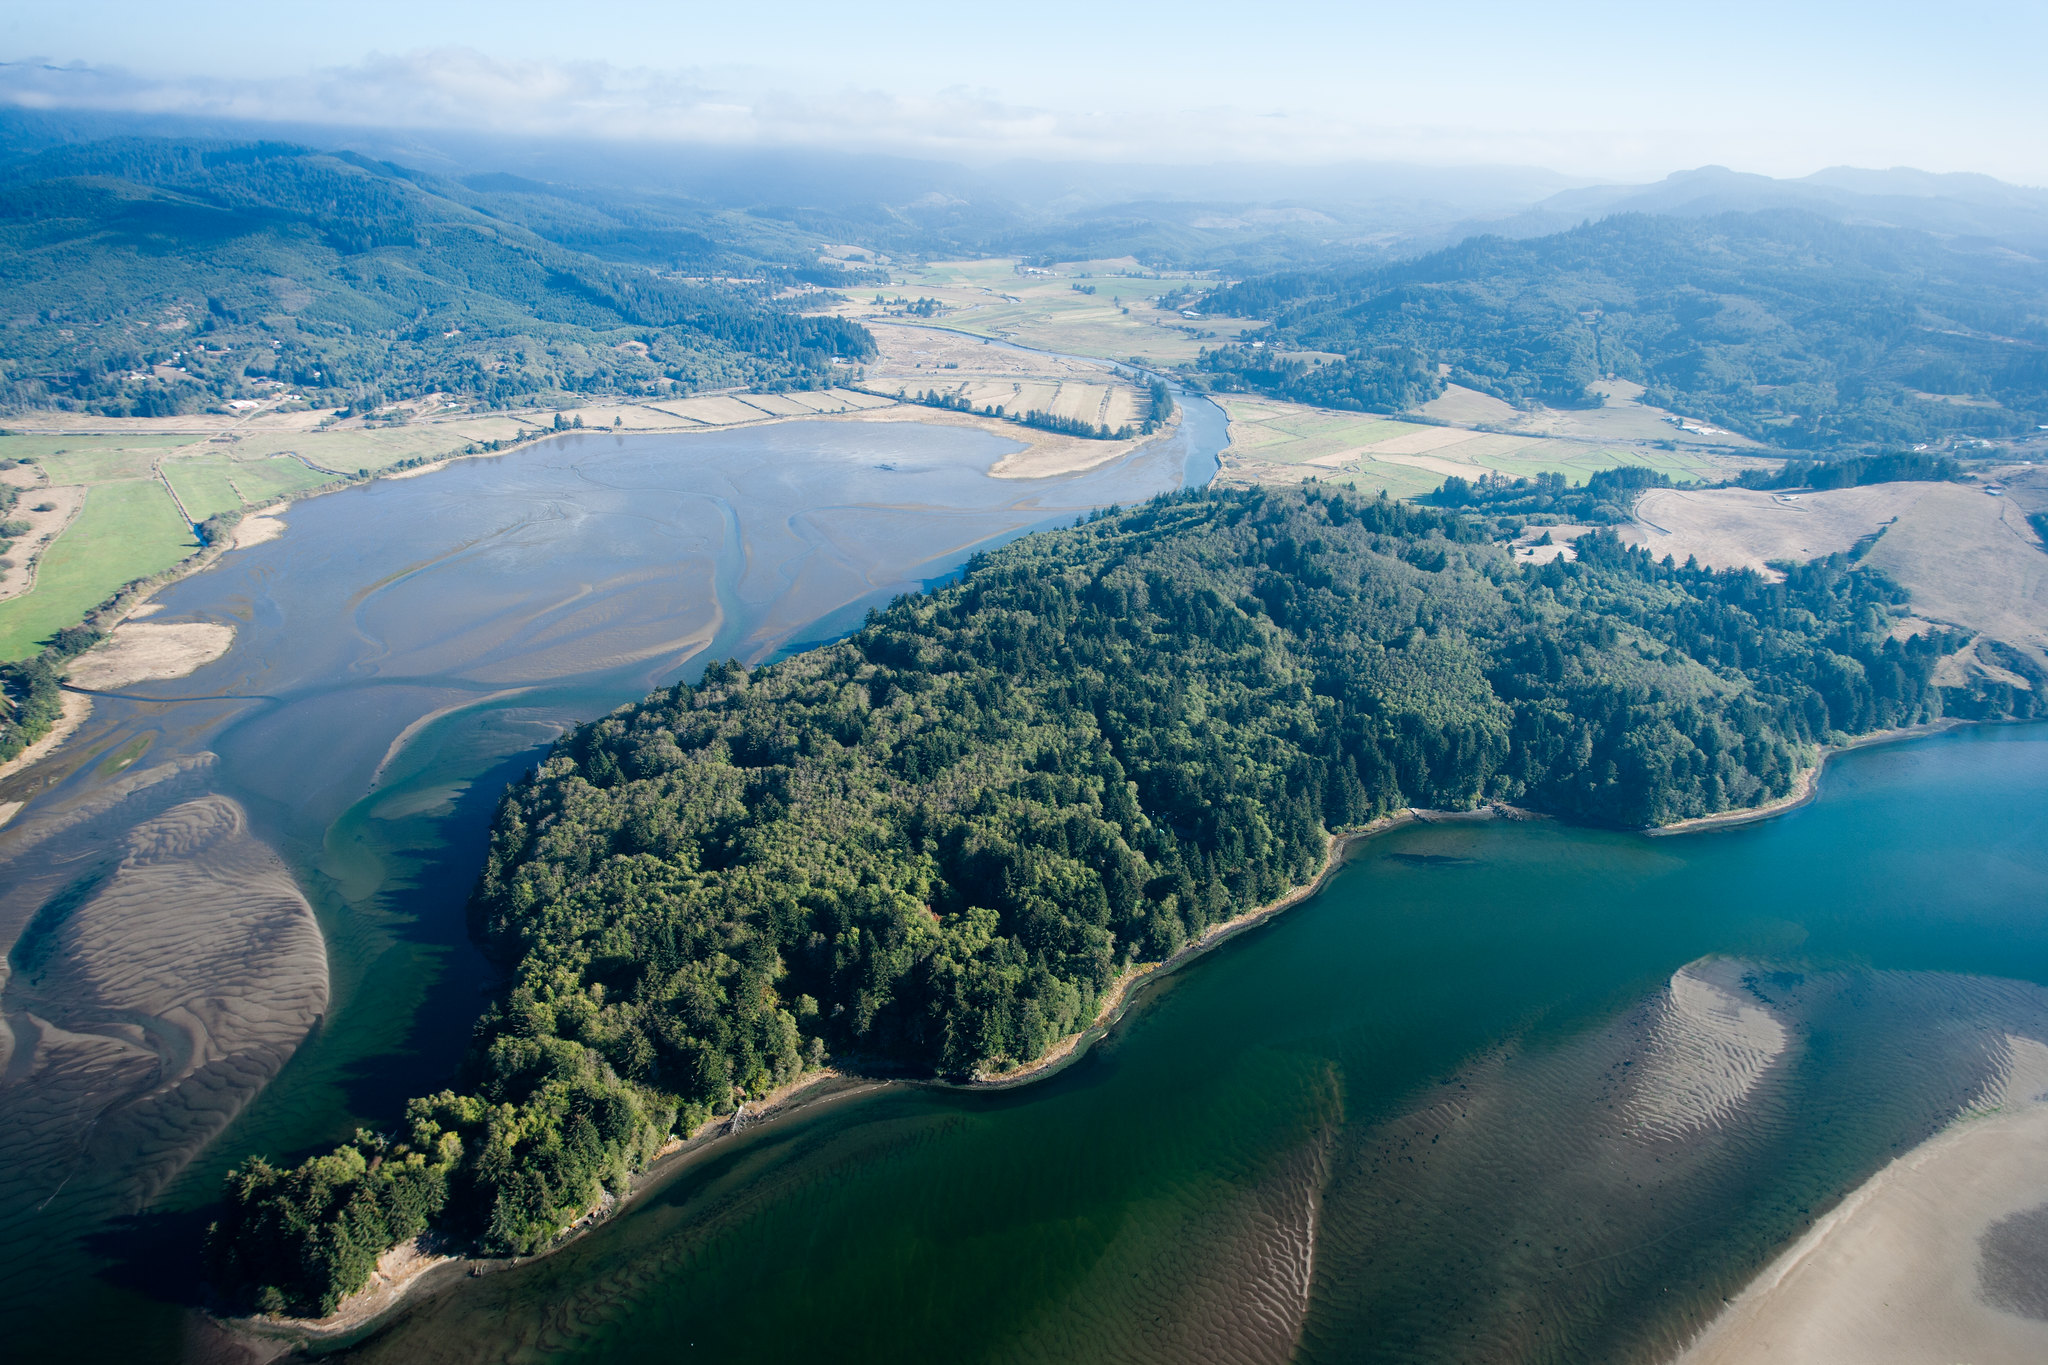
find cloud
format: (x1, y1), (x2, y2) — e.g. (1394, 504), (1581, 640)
(0, 51), (1950, 181)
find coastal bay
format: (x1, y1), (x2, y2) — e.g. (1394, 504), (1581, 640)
(313, 724), (2048, 1365)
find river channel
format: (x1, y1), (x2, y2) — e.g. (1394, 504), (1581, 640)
(0, 403), (1222, 1359)
(329, 724), (2048, 1365)
(5, 396), (2046, 1364)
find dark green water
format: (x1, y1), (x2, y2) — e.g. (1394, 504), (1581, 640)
(326, 725), (2048, 1365)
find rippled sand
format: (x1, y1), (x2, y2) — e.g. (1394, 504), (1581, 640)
(1296, 961), (2048, 1365)
(1675, 1034), (2048, 1365)
(0, 764), (325, 1309)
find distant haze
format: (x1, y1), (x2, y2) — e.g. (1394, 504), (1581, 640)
(2, 0), (2045, 184)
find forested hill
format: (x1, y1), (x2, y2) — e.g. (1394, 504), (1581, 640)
(0, 138), (875, 414)
(1197, 211), (2048, 448)
(209, 483), (2038, 1318)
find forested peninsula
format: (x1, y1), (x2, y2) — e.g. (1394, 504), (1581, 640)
(208, 483), (2038, 1317)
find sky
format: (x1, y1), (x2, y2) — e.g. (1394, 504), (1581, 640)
(3, 0), (2045, 183)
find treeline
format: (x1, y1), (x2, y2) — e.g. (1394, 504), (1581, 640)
(1431, 452), (1965, 525)
(1197, 211), (2048, 447)
(1429, 465), (1675, 524)
(0, 624), (100, 762)
(904, 388), (1135, 440)
(1193, 343), (1443, 413)
(1735, 450), (1962, 490)
(0, 138), (875, 416)
(209, 482), (2037, 1316)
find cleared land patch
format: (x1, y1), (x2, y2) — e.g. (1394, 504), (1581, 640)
(1217, 396), (1738, 500)
(1626, 480), (2048, 674)
(1624, 486), (1932, 572)
(1413, 378), (1765, 450)
(851, 257), (1264, 368)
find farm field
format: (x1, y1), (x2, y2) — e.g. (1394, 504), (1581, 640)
(1415, 378), (1766, 449)
(1216, 395), (1747, 499)
(162, 453), (335, 521)
(1621, 474), (2048, 678)
(856, 256), (1267, 367)
(0, 478), (195, 660)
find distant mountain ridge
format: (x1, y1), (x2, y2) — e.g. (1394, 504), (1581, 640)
(1458, 165), (2048, 253)
(1200, 209), (2048, 449)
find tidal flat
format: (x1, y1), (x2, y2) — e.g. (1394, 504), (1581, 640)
(0, 411), (1215, 1358)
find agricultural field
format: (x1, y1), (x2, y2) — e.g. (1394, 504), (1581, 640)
(1620, 471), (2048, 678)
(855, 256), (1268, 367)
(1414, 379), (1767, 449)
(0, 477), (196, 660)
(162, 453), (335, 521)
(1216, 395), (1749, 500)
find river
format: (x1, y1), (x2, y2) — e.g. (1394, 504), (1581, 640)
(4, 397), (2045, 1364)
(323, 724), (2048, 1365)
(0, 403), (1223, 1360)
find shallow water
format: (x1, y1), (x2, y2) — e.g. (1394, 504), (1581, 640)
(0, 408), (1219, 1357)
(324, 726), (2048, 1365)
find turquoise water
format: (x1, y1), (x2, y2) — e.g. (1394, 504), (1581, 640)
(328, 726), (2048, 1365)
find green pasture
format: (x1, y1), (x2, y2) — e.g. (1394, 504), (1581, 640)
(0, 480), (197, 660)
(163, 453), (335, 519)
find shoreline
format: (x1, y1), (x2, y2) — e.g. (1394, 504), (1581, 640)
(0, 399), (987, 792)
(229, 1069), (887, 1352)
(965, 803), (1538, 1089)
(214, 805), (1489, 1350)
(208, 722), (2007, 1351)
(1650, 718), (1970, 836)
(1670, 1040), (2048, 1364)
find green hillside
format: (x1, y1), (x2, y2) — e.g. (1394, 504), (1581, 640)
(209, 482), (2039, 1316)
(1198, 211), (2048, 448)
(0, 139), (876, 416)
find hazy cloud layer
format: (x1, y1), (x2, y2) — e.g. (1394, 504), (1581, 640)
(0, 52), (1826, 178)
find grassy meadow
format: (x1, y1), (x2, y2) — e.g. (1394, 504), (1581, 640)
(0, 478), (197, 660)
(1217, 395), (1741, 500)
(874, 257), (1266, 367)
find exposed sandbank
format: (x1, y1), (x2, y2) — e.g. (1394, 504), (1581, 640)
(66, 620), (236, 691)
(231, 512), (287, 547)
(0, 785), (329, 1304)
(1673, 1035), (2048, 1365)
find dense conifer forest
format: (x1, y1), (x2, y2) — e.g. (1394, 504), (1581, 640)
(1196, 212), (2048, 447)
(0, 138), (875, 414)
(207, 481), (2037, 1316)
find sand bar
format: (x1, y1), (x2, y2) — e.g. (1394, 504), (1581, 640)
(1674, 1038), (2048, 1365)
(66, 620), (235, 690)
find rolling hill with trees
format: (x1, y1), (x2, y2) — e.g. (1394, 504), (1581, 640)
(207, 481), (2038, 1317)
(1196, 211), (2048, 448)
(0, 137), (876, 416)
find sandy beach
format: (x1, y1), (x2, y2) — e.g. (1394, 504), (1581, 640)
(1673, 1036), (2048, 1365)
